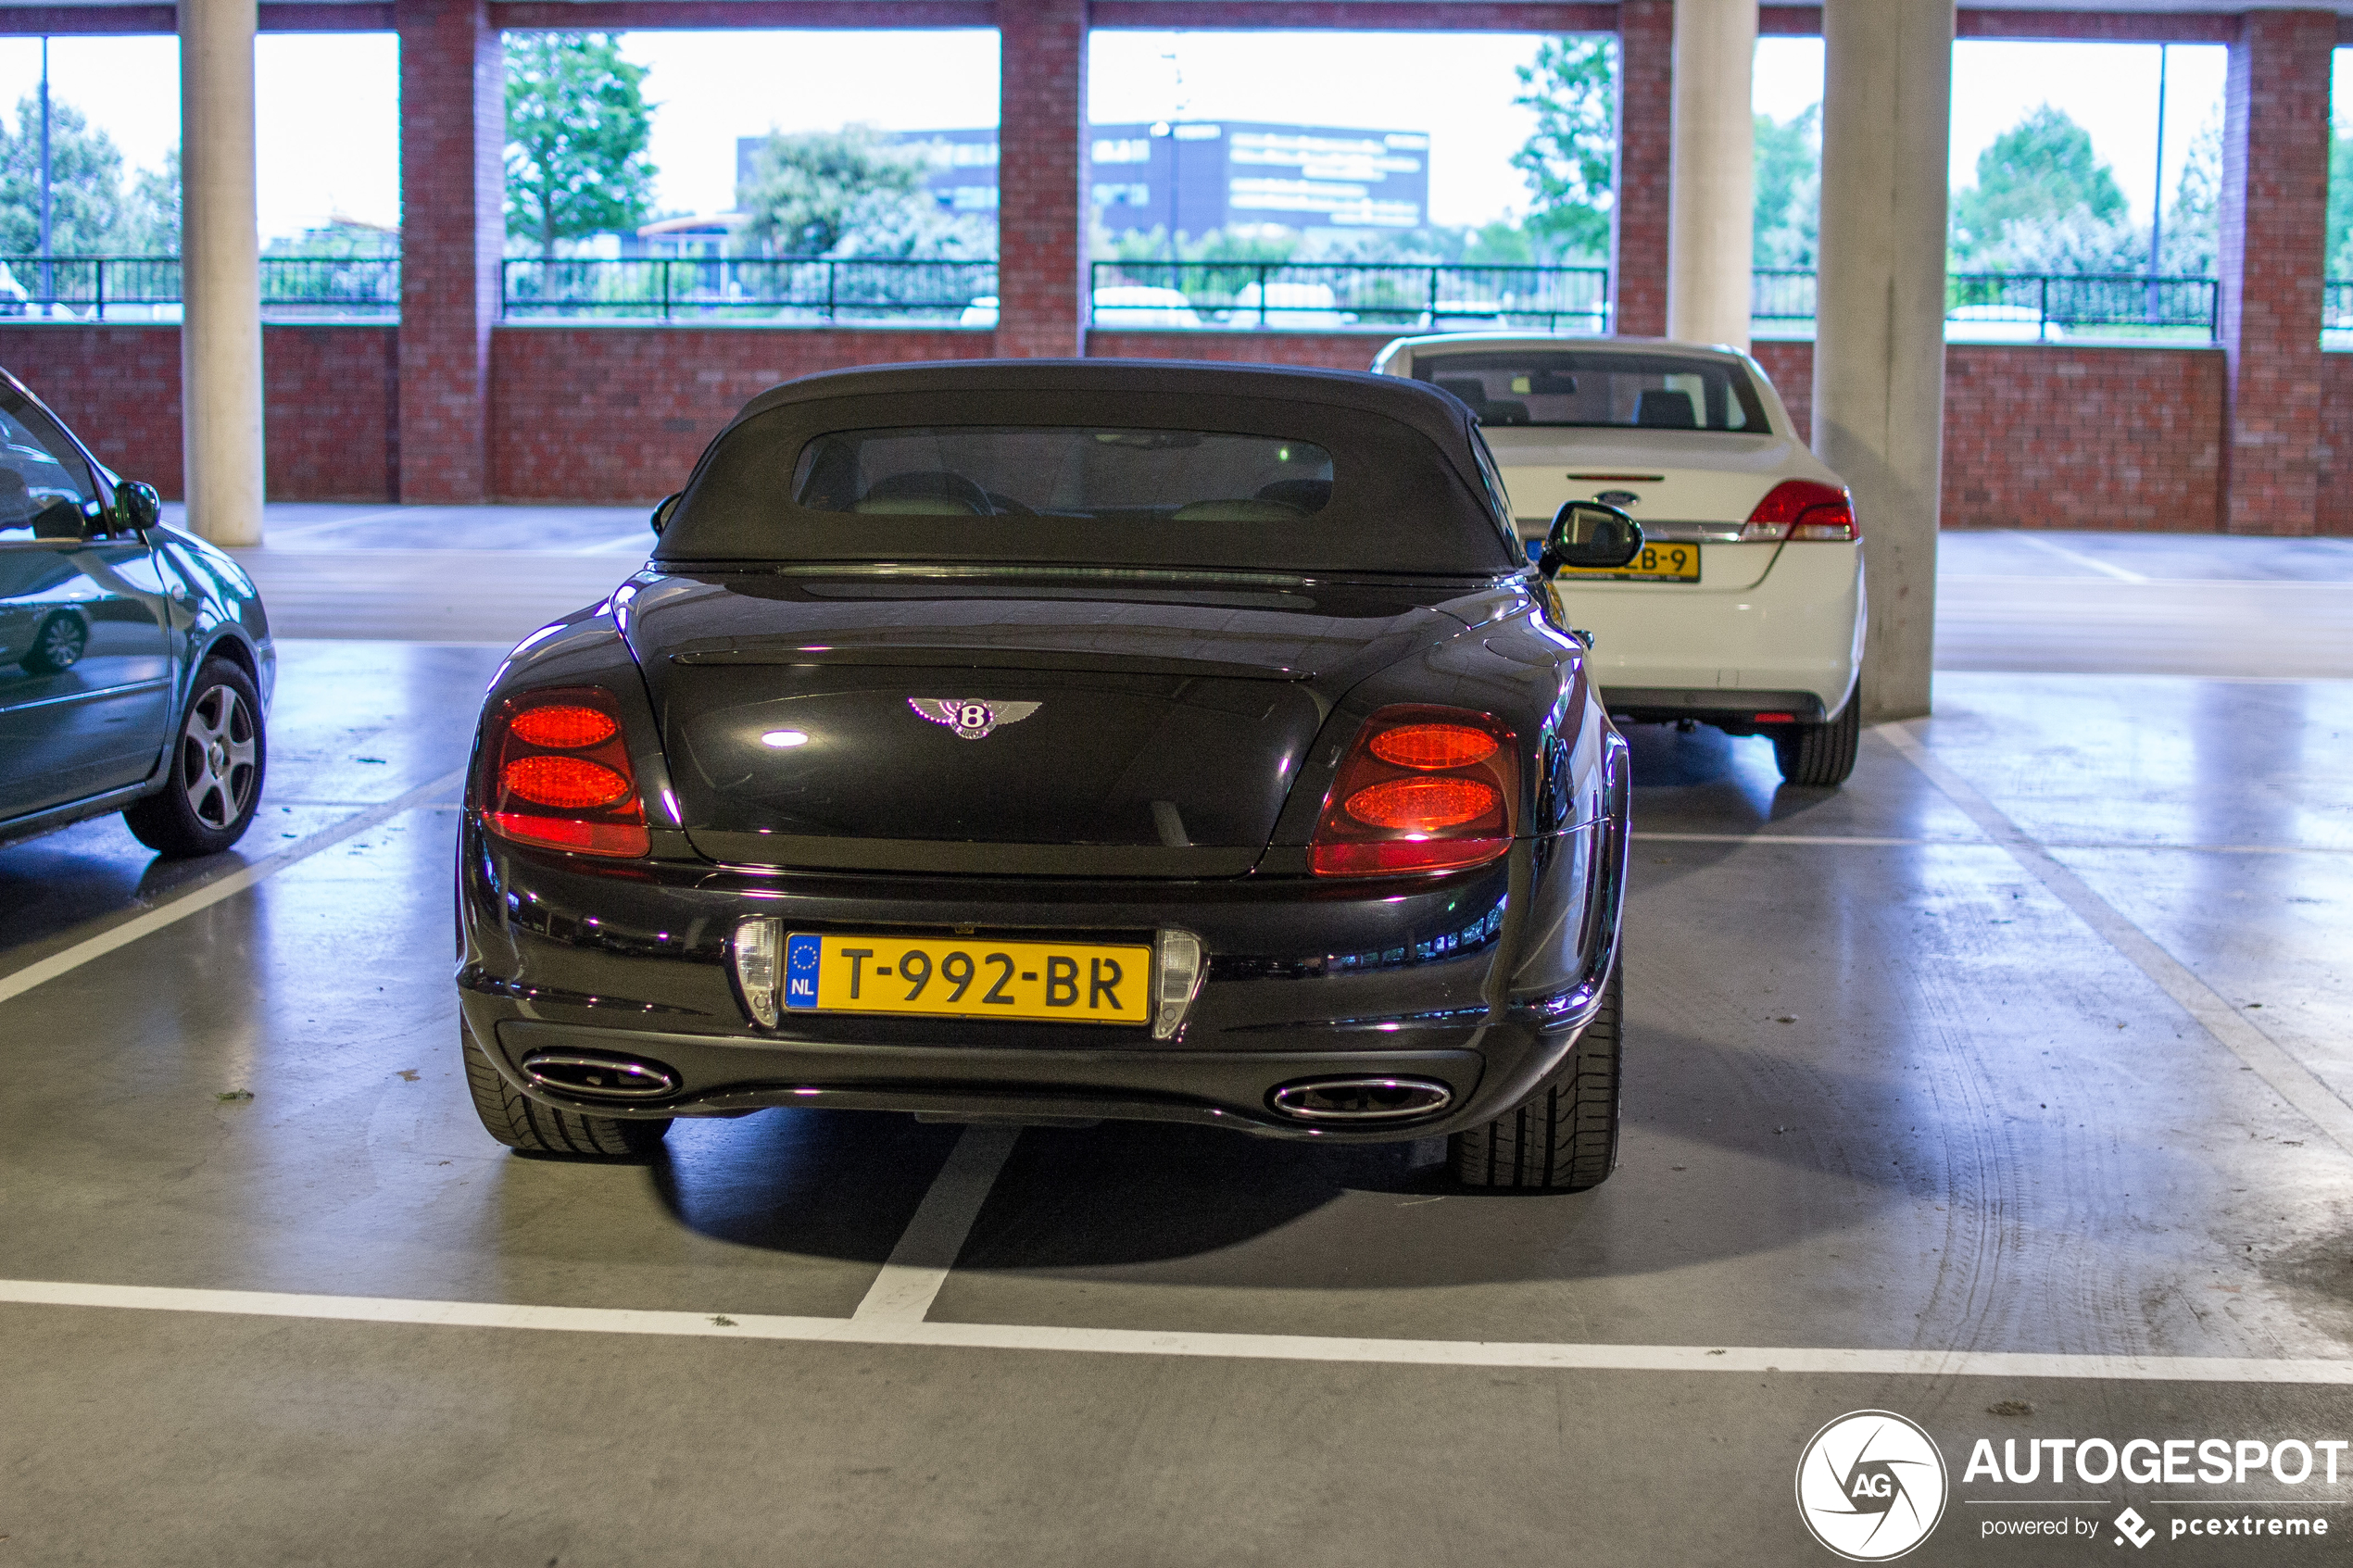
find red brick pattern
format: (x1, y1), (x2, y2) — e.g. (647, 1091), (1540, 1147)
(2217, 9), (2333, 536)
(396, 0), (504, 502)
(0, 324), (397, 500)
(2315, 353), (2353, 533)
(489, 327), (997, 500)
(1613, 0), (1671, 338)
(996, 0), (1089, 358)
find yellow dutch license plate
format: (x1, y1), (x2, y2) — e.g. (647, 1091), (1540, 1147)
(784, 932), (1151, 1025)
(1554, 541), (1702, 583)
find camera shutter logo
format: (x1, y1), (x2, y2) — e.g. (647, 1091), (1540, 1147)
(1795, 1410), (1948, 1562)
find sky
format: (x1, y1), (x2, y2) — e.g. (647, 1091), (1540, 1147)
(0, 29), (2257, 244)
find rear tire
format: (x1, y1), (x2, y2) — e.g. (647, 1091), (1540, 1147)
(1451, 966), (1621, 1190)
(462, 1022), (672, 1159)
(124, 658), (265, 857)
(1771, 697), (1860, 787)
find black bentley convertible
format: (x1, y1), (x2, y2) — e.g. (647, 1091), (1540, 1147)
(456, 360), (1640, 1188)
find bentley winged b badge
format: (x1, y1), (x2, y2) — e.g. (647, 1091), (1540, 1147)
(908, 698), (1042, 741)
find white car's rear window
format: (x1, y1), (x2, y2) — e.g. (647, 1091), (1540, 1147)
(1416, 351), (1768, 433)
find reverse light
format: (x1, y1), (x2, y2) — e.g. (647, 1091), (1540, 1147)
(1309, 705), (1518, 879)
(1740, 480), (1859, 543)
(479, 685), (650, 858)
(733, 916), (783, 1027)
(1152, 929), (1205, 1040)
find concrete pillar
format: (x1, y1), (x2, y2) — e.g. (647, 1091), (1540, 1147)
(1613, 0), (1674, 337)
(396, 0), (503, 500)
(1812, 0), (1951, 724)
(179, 0), (264, 546)
(996, 0), (1088, 358)
(2217, 9), (2333, 537)
(1666, 0), (1755, 350)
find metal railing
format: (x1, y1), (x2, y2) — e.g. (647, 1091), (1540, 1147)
(1756, 268), (2220, 339)
(0, 255), (399, 320)
(1087, 260), (1611, 332)
(499, 257), (996, 322)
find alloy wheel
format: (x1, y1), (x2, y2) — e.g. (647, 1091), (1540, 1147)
(180, 684), (258, 829)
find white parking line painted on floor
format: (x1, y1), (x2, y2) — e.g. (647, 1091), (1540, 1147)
(853, 1124), (1023, 1322)
(1882, 723), (2353, 1160)
(4, 1277), (2350, 1381)
(0, 768), (465, 1007)
(1630, 833), (1969, 847)
(2002, 532), (2149, 583)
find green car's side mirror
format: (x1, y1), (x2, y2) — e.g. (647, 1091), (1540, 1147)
(1539, 500), (1642, 576)
(650, 492), (682, 536)
(117, 480), (161, 532)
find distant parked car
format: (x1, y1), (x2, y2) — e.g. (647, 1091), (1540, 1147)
(1944, 304), (2062, 343)
(1091, 285), (1202, 329)
(1228, 282), (1355, 330)
(1376, 332), (1866, 786)
(0, 367), (274, 856)
(959, 295), (1000, 328)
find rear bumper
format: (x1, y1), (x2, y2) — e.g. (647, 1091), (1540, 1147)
(454, 743), (1631, 1144)
(1561, 542), (1865, 713)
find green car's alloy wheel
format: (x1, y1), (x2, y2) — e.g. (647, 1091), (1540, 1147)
(125, 659), (265, 858)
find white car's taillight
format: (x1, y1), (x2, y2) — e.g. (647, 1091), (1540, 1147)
(1741, 480), (1859, 543)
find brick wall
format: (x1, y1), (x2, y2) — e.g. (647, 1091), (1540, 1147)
(488, 326), (997, 500)
(2318, 352), (2353, 535)
(0, 320), (2280, 531)
(395, 0), (503, 501)
(1751, 339), (2224, 531)
(2216, 9), (2334, 535)
(1613, 0), (1673, 337)
(0, 323), (396, 500)
(996, 0), (1089, 358)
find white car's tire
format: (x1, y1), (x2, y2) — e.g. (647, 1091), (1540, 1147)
(1772, 699), (1860, 787)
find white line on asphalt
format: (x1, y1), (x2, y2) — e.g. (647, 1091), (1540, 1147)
(1881, 724), (2353, 1160)
(1630, 832), (1969, 847)
(4, 1277), (2349, 1382)
(1999, 533), (2149, 583)
(853, 1125), (1023, 1322)
(0, 768), (466, 1007)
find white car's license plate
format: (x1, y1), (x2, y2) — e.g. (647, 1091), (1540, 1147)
(1554, 541), (1701, 583)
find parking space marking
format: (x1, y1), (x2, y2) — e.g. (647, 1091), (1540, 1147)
(1882, 723), (2353, 1160)
(2003, 532), (2149, 583)
(1630, 832), (1969, 847)
(853, 1125), (1023, 1322)
(0, 768), (465, 1007)
(4, 1276), (2349, 1381)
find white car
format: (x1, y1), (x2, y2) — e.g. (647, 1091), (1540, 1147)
(1229, 281), (1354, 330)
(1373, 332), (1866, 785)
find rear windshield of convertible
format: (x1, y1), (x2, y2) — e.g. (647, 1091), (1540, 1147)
(794, 428), (1333, 523)
(657, 389), (1517, 574)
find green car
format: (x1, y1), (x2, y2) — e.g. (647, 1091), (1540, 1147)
(0, 367), (273, 857)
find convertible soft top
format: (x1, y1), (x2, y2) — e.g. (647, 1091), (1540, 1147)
(657, 358), (1522, 575)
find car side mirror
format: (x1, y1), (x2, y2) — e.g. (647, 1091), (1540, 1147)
(649, 492), (681, 536)
(117, 480), (160, 532)
(1539, 501), (1642, 576)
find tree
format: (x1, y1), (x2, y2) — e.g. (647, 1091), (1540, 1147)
(1511, 36), (1617, 262)
(118, 144), (179, 255)
(505, 32), (656, 259)
(1950, 104), (2130, 266)
(735, 125), (930, 257)
(1752, 105), (1818, 269)
(0, 95), (128, 255)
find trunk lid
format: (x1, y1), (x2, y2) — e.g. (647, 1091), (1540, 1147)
(1484, 428), (1801, 593)
(623, 571), (1459, 876)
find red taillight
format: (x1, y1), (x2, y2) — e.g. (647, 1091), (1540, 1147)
(1741, 479), (1858, 543)
(1309, 705), (1517, 879)
(508, 705), (618, 748)
(1369, 723), (1498, 771)
(478, 685), (649, 858)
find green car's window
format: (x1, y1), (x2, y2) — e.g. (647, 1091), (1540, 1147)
(0, 402), (96, 545)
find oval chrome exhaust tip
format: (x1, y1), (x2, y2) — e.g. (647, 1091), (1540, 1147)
(521, 1051), (680, 1100)
(1267, 1077), (1453, 1123)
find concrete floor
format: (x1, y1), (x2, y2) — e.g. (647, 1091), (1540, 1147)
(2, 518), (2350, 1564)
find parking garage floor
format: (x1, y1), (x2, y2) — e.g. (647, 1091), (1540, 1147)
(2, 519), (2349, 1564)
